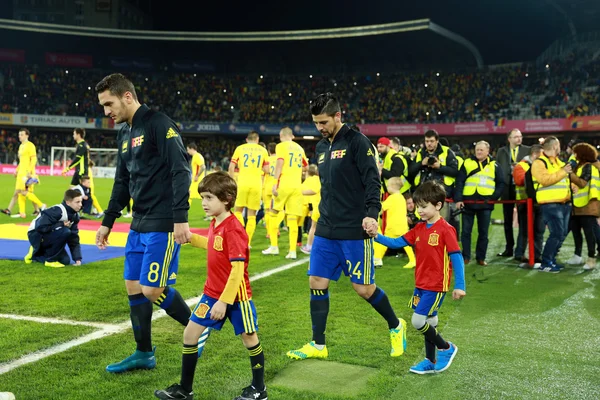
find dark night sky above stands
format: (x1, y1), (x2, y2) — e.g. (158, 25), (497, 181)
(152, 0), (599, 65)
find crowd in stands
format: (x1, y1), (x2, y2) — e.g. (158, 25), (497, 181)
(1, 51), (599, 124)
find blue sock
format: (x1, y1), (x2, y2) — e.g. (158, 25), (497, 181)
(154, 286), (190, 326)
(367, 287), (400, 330)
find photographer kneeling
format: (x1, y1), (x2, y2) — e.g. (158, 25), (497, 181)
(25, 189), (83, 268)
(454, 141), (505, 266)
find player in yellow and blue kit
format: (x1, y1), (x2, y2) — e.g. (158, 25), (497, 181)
(95, 73), (193, 374)
(262, 142), (278, 238)
(1, 128), (46, 218)
(370, 180), (466, 374)
(229, 131), (270, 246)
(299, 164), (321, 255)
(262, 127), (307, 259)
(187, 142), (206, 204)
(287, 93), (406, 361)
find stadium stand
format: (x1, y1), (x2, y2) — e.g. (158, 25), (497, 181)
(1, 51), (598, 125)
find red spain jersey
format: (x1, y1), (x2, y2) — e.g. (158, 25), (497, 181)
(204, 214), (252, 301)
(402, 218), (460, 292)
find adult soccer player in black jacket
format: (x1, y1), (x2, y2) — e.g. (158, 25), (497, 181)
(286, 93), (407, 361)
(95, 73), (194, 373)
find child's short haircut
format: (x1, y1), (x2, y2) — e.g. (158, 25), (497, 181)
(64, 189), (83, 202)
(198, 171), (237, 211)
(387, 177), (402, 191)
(403, 192), (413, 201)
(412, 181), (446, 208)
(307, 164), (318, 176)
(81, 175), (90, 181)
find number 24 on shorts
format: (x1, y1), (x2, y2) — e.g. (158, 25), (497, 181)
(346, 260), (362, 280)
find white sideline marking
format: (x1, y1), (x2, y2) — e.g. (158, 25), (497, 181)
(0, 314), (120, 330)
(0, 257), (309, 375)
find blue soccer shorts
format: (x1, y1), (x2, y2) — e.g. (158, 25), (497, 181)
(190, 294), (258, 335)
(124, 230), (180, 287)
(409, 288), (446, 317)
(308, 236), (375, 285)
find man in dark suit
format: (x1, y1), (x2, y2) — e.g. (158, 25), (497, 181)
(495, 129), (530, 257)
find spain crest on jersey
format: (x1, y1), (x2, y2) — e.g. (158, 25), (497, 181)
(428, 233), (439, 246)
(213, 235), (223, 251)
(412, 295), (420, 307)
(194, 303), (210, 319)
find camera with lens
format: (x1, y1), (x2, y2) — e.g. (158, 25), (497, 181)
(451, 207), (464, 218)
(427, 155), (437, 166)
(407, 212), (420, 225)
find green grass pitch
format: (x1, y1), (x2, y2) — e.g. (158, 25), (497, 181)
(0, 174), (598, 399)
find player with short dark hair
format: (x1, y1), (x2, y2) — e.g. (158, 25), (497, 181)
(370, 180), (466, 374)
(25, 189), (83, 268)
(287, 93), (406, 361)
(155, 171), (267, 400)
(62, 128), (90, 186)
(95, 73), (194, 373)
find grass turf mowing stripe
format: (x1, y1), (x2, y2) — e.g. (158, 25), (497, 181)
(0, 257), (309, 376)
(0, 314), (120, 330)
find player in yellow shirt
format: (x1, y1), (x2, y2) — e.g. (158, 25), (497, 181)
(87, 159), (104, 217)
(300, 164), (321, 255)
(373, 177), (416, 269)
(1, 128), (45, 218)
(228, 131), (269, 246)
(187, 143), (206, 204)
(262, 142), (278, 237)
(262, 127), (308, 259)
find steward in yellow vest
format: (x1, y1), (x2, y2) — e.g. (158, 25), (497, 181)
(531, 154), (571, 204)
(454, 141), (505, 264)
(454, 154), (505, 210)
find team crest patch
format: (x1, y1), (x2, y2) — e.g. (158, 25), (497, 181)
(330, 149), (346, 159)
(367, 148), (374, 157)
(213, 236), (223, 251)
(121, 141), (128, 153)
(194, 303), (210, 319)
(318, 153), (325, 164)
(412, 295), (420, 307)
(131, 135), (144, 148)
(428, 233), (439, 246)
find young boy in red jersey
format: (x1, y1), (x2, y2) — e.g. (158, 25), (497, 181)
(367, 180), (466, 374)
(155, 171), (266, 400)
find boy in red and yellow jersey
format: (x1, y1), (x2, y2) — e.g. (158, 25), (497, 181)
(155, 171), (266, 400)
(370, 180), (466, 375)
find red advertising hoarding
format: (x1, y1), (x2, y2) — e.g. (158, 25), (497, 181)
(45, 52), (93, 68)
(358, 118), (568, 137)
(0, 48), (25, 63)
